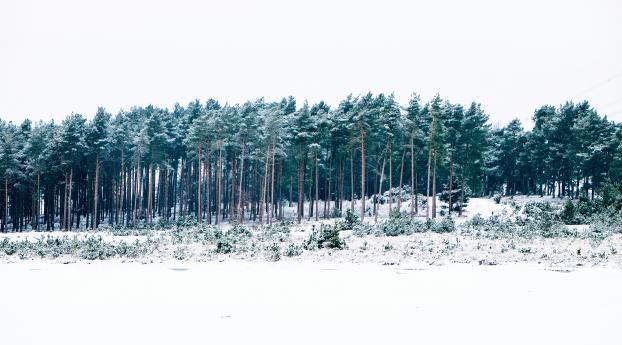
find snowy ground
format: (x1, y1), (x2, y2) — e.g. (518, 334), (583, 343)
(1, 196), (620, 344)
(1, 260), (620, 345)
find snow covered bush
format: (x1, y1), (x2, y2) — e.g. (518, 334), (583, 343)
(430, 216), (455, 233)
(260, 221), (291, 242)
(284, 243), (303, 257)
(379, 209), (413, 236)
(79, 236), (116, 260)
(304, 224), (345, 250)
(341, 209), (360, 230)
(266, 243), (281, 261)
(352, 222), (375, 237)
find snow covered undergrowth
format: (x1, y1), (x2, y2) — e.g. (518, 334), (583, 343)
(1, 261), (620, 345)
(0, 196), (620, 268)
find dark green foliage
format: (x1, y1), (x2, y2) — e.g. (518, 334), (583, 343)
(215, 240), (234, 254)
(341, 209), (360, 230)
(304, 224), (345, 250)
(380, 209), (414, 236)
(560, 200), (578, 225)
(430, 216), (455, 233)
(266, 243), (281, 261)
(284, 243), (303, 257)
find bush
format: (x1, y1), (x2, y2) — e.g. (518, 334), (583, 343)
(521, 201), (560, 233)
(215, 239), (234, 254)
(304, 224), (345, 250)
(173, 246), (188, 260)
(284, 243), (303, 257)
(260, 221), (291, 241)
(379, 209), (412, 236)
(430, 216), (455, 233)
(493, 194), (502, 204)
(352, 222), (375, 237)
(266, 243), (281, 261)
(560, 200), (578, 225)
(79, 236), (115, 260)
(341, 209), (360, 230)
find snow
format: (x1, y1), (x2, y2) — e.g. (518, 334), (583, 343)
(1, 260), (620, 345)
(1, 196), (619, 344)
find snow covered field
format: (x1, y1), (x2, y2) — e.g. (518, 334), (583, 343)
(1, 196), (621, 344)
(1, 260), (620, 345)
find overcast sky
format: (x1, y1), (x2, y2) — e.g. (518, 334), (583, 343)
(1, 0), (621, 127)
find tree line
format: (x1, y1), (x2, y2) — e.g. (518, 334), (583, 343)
(1, 93), (620, 232)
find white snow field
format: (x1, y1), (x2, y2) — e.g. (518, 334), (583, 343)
(1, 261), (621, 345)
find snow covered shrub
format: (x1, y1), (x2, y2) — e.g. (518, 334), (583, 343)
(304, 224), (345, 250)
(493, 194), (502, 204)
(173, 246), (188, 260)
(79, 236), (115, 260)
(215, 239), (234, 254)
(284, 243), (302, 257)
(521, 201), (562, 236)
(260, 221), (291, 241)
(341, 209), (360, 230)
(379, 209), (413, 236)
(175, 216), (198, 229)
(430, 216), (455, 233)
(266, 243), (281, 261)
(560, 200), (578, 225)
(229, 224), (253, 238)
(114, 240), (141, 258)
(352, 222), (375, 237)
(1, 238), (17, 255)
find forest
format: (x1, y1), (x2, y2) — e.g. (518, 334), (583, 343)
(1, 93), (620, 232)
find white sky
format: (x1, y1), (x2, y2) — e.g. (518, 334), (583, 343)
(1, 0), (621, 127)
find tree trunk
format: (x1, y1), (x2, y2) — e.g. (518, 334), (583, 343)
(238, 144), (245, 222)
(68, 169), (73, 230)
(448, 154), (454, 216)
(93, 154), (100, 229)
(269, 143), (276, 225)
(297, 156), (304, 224)
(426, 148), (432, 219)
(388, 145), (393, 212)
(259, 149), (269, 224)
(197, 146), (202, 223)
(216, 146), (223, 224)
(315, 151), (319, 221)
(375, 155), (386, 223)
(350, 152), (355, 212)
(360, 130), (366, 221)
(432, 152), (437, 219)
(398, 148), (405, 211)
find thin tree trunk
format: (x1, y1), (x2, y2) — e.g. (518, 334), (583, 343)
(314, 151), (319, 221)
(350, 152), (355, 212)
(426, 149), (432, 219)
(376, 155), (386, 223)
(297, 156), (304, 224)
(388, 145), (393, 212)
(238, 144), (245, 222)
(410, 134), (416, 217)
(360, 130), (366, 221)
(432, 152), (437, 219)
(216, 146), (223, 224)
(93, 154), (100, 229)
(259, 149), (269, 224)
(269, 143), (276, 225)
(398, 148), (405, 211)
(448, 154), (454, 216)
(197, 146), (202, 223)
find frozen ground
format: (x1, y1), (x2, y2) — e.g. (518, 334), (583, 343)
(1, 196), (620, 344)
(1, 260), (620, 345)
